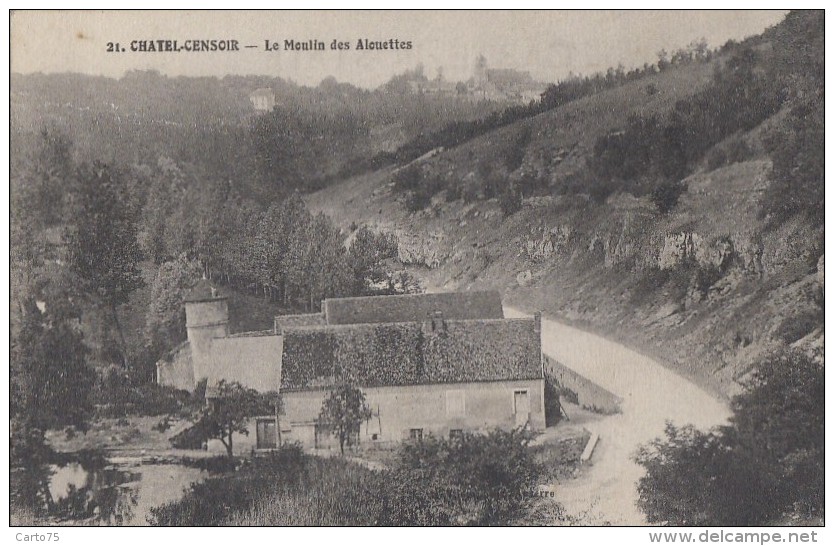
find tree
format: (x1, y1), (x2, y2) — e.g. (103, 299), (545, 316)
(65, 161), (145, 364)
(144, 255), (202, 353)
(11, 297), (95, 432)
(190, 380), (279, 459)
(636, 349), (824, 525)
(317, 384), (372, 455)
(346, 226), (399, 293)
(762, 101), (824, 224)
(255, 194), (311, 304)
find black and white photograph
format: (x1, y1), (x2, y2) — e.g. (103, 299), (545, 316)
(7, 8), (825, 532)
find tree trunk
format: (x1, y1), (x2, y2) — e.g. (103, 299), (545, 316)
(110, 302), (129, 368)
(227, 431), (234, 459)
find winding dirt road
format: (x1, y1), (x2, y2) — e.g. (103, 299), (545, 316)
(505, 306), (731, 525)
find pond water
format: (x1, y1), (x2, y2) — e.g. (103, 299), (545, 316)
(45, 460), (206, 525)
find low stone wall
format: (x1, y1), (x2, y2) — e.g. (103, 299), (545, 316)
(543, 355), (622, 415)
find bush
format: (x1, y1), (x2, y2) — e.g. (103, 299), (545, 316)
(391, 163), (422, 193)
(153, 428), (539, 526)
(503, 127), (531, 172)
(694, 263), (721, 296)
(405, 189), (433, 212)
(724, 136), (752, 164)
(637, 423), (782, 526)
(93, 367), (192, 417)
(445, 183), (462, 202)
(773, 308), (823, 344)
(395, 428), (538, 524)
(587, 177), (619, 204)
(498, 183), (523, 217)
(762, 101), (824, 225)
(706, 146), (727, 171)
(706, 136), (752, 171)
(636, 350), (824, 525)
(149, 444), (307, 525)
(650, 180), (687, 214)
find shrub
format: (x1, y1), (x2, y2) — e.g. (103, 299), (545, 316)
(637, 423), (782, 526)
(706, 146), (727, 171)
(391, 164), (422, 193)
(694, 263), (721, 297)
(724, 136), (752, 164)
(636, 350), (824, 525)
(498, 183), (523, 217)
(587, 177), (619, 204)
(149, 444), (307, 525)
(461, 178), (481, 203)
(761, 101), (824, 225)
(154, 430), (540, 526)
(707, 136), (752, 171)
(93, 368), (192, 418)
(503, 127), (531, 172)
(650, 180), (687, 214)
(395, 428), (538, 524)
(405, 190), (430, 212)
(773, 308), (823, 344)
(445, 183), (462, 202)
(402, 175), (445, 212)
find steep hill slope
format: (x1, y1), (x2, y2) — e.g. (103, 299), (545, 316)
(308, 23), (823, 399)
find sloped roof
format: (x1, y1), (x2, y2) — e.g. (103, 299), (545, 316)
(322, 291), (504, 325)
(280, 317), (541, 390)
(274, 312), (327, 331)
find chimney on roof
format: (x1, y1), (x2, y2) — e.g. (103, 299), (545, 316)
(432, 310), (444, 331)
(210, 287), (217, 299)
(534, 312), (542, 335)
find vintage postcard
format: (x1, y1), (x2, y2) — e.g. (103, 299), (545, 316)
(8, 9), (824, 533)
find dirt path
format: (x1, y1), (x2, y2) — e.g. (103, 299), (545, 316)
(505, 306), (731, 525)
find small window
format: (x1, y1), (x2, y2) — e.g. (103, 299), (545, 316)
(371, 433), (379, 441)
(409, 428), (423, 441)
(449, 429), (463, 441)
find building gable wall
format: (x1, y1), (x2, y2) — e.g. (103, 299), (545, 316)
(205, 334), (283, 392)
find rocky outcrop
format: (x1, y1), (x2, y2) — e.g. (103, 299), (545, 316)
(397, 229), (447, 268)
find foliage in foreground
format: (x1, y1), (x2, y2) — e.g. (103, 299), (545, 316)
(317, 384), (372, 455)
(150, 428), (538, 526)
(636, 349), (824, 525)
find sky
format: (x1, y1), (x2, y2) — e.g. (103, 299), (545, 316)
(11, 10), (788, 89)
